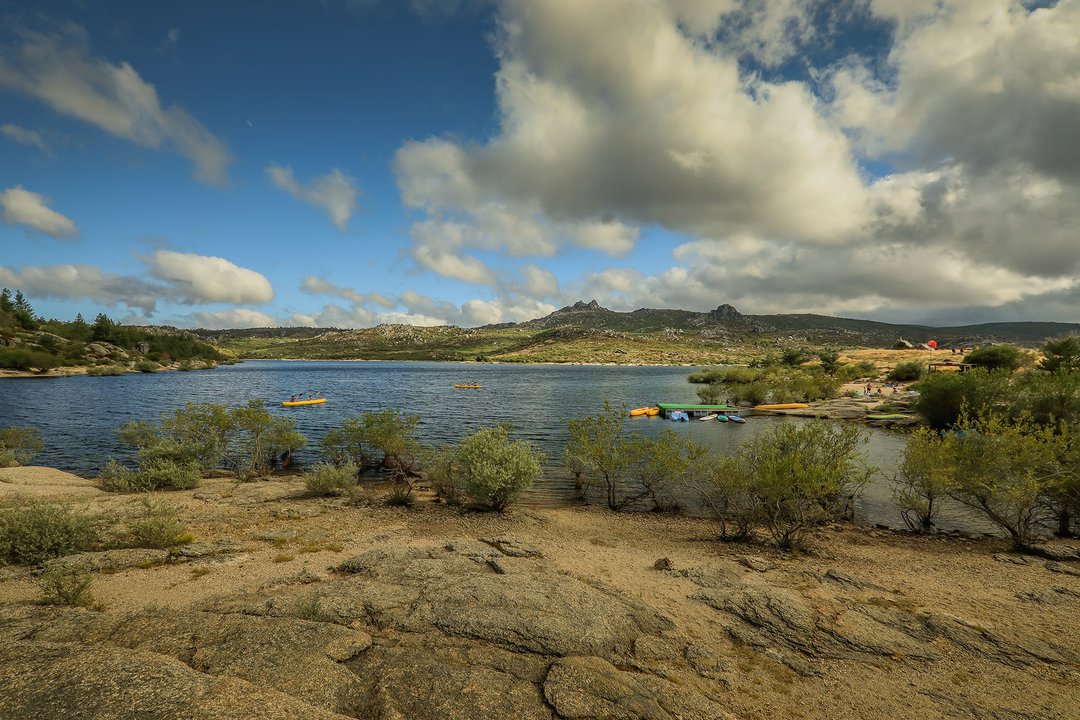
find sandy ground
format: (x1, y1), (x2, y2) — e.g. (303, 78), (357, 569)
(2, 468), (1078, 719)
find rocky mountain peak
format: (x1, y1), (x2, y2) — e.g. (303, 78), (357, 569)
(710, 303), (742, 320)
(559, 299), (605, 313)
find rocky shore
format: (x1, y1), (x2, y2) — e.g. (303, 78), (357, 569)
(1, 468), (1077, 719)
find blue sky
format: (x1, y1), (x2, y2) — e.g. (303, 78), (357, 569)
(2, 0), (1078, 328)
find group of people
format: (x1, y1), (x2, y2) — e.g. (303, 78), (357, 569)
(864, 383), (902, 396)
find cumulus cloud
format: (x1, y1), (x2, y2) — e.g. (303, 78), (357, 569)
(143, 250), (274, 305)
(0, 185), (77, 238)
(0, 26), (231, 185)
(386, 0), (1080, 323)
(300, 276), (395, 308)
(186, 308), (278, 330)
(0, 263), (163, 313)
(0, 123), (49, 153)
(267, 165), (360, 231)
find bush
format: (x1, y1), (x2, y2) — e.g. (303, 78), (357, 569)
(135, 360), (160, 373)
(964, 344), (1033, 373)
(913, 369), (1011, 430)
(451, 426), (542, 511)
(565, 401), (633, 510)
(696, 381), (726, 405)
(123, 497), (194, 549)
(1010, 370), (1080, 428)
(99, 457), (201, 492)
(623, 430), (707, 512)
(890, 427), (950, 533)
(699, 422), (872, 550)
(0, 502), (99, 565)
(836, 361), (878, 382)
(322, 409), (422, 474)
(817, 349), (841, 375)
(116, 401), (306, 483)
(945, 413), (1066, 550)
(304, 462), (358, 497)
(887, 361), (925, 382)
(686, 366), (840, 406)
(0, 426), (44, 467)
(38, 566), (95, 607)
(0, 347), (60, 372)
(86, 364), (126, 376)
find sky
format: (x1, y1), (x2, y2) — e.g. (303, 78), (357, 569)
(1, 0), (1078, 330)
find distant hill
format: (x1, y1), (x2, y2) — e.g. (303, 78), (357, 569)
(195, 301), (1080, 365)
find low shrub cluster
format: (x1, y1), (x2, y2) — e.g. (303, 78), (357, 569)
(0, 426), (44, 467)
(0, 502), (100, 565)
(106, 400), (307, 489)
(887, 361), (925, 382)
(428, 426), (543, 511)
(565, 402), (706, 512)
(695, 422), (873, 550)
(303, 461), (359, 497)
(689, 365), (841, 406)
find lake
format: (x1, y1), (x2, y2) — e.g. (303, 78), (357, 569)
(0, 360), (995, 533)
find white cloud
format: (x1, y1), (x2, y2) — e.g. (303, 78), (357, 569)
(300, 276), (395, 308)
(411, 243), (498, 285)
(0, 123), (49, 153)
(0, 263), (162, 313)
(186, 308), (278, 329)
(267, 165), (360, 231)
(0, 185), (77, 238)
(0, 27), (231, 185)
(143, 250), (274, 305)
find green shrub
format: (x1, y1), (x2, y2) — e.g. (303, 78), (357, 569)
(0, 502), (99, 565)
(1010, 370), (1080, 428)
(135, 360), (160, 373)
(695, 381), (726, 405)
(451, 425), (542, 511)
(836, 361), (878, 382)
(699, 422), (872, 550)
(38, 566), (95, 607)
(0, 426), (44, 467)
(964, 344), (1033, 373)
(304, 462), (358, 497)
(890, 427), (951, 533)
(322, 409), (422, 474)
(913, 369), (1011, 430)
(429, 444), (467, 504)
(99, 457), (200, 492)
(623, 430), (707, 512)
(0, 347), (60, 372)
(87, 364), (126, 376)
(817, 349), (841, 375)
(887, 361), (925, 382)
(946, 413), (1065, 550)
(123, 497), (194, 549)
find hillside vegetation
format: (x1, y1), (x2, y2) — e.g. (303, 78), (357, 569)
(0, 289), (226, 375)
(196, 300), (1080, 364)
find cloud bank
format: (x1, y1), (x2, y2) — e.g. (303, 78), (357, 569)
(0, 186), (77, 238)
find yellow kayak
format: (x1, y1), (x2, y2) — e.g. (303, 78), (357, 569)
(282, 398), (327, 406)
(629, 406), (650, 417)
(646, 407), (660, 416)
(454, 384), (482, 389)
(753, 403), (810, 410)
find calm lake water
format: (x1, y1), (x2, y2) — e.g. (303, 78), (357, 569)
(0, 360), (994, 533)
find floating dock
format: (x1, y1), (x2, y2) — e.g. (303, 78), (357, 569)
(655, 403), (739, 419)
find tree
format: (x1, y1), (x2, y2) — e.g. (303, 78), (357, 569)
(964, 344), (1033, 373)
(0, 288), (12, 314)
(818, 349), (841, 375)
(1040, 335), (1080, 374)
(890, 427), (951, 533)
(1011, 370), (1080, 428)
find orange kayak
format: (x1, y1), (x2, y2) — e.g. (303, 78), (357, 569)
(753, 403), (810, 410)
